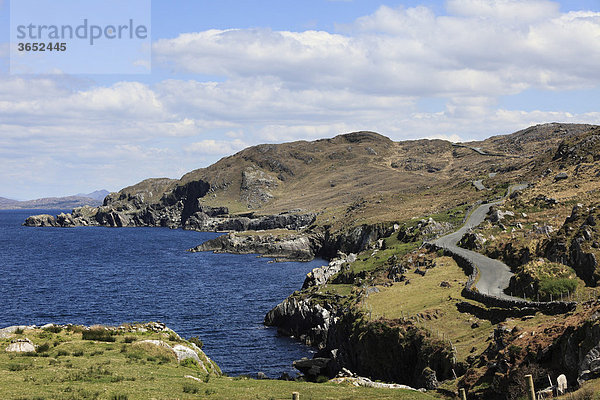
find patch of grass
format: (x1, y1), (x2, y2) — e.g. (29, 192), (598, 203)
(366, 256), (493, 361)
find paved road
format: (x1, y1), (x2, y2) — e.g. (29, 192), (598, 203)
(433, 184), (528, 299)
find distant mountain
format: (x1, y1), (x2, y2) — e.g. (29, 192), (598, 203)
(75, 190), (110, 202)
(0, 197), (20, 208)
(0, 190), (109, 210)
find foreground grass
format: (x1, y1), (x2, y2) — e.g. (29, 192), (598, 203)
(0, 326), (435, 400)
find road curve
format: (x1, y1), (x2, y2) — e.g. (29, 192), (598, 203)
(432, 184), (528, 300)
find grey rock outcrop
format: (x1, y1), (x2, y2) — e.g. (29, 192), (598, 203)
(241, 167), (278, 208)
(487, 207), (515, 223)
(458, 230), (487, 251)
(544, 204), (600, 285)
(293, 357), (332, 379)
(302, 253), (357, 289)
(190, 230), (317, 261)
(264, 296), (336, 348)
(6, 338), (35, 353)
(24, 214), (58, 227)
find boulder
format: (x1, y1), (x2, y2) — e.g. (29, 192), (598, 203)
(421, 367), (439, 390)
(172, 344), (201, 364)
(293, 357), (332, 379)
(459, 231), (487, 250)
(6, 338), (35, 353)
(23, 214), (58, 227)
(554, 172), (569, 181)
(256, 372), (268, 380)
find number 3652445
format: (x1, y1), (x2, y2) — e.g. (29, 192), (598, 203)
(17, 42), (67, 51)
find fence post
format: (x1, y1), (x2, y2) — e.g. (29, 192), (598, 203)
(459, 388), (467, 400)
(525, 374), (535, 400)
(292, 392), (300, 400)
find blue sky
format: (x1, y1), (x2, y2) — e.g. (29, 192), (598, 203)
(1, 0), (600, 199)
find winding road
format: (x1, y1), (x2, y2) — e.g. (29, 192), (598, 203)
(432, 184), (528, 300)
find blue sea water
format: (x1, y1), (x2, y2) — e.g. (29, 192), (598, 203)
(0, 209), (321, 377)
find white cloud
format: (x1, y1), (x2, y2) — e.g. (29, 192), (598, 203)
(154, 3), (600, 95)
(446, 0), (559, 21)
(186, 139), (248, 155)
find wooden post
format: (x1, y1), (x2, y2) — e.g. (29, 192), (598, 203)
(292, 392), (300, 400)
(459, 388), (467, 400)
(525, 374), (535, 400)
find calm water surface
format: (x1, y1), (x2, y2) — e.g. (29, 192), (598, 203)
(0, 209), (321, 377)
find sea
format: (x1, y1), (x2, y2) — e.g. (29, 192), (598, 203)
(0, 209), (322, 377)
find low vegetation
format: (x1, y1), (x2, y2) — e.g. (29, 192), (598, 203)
(0, 325), (435, 399)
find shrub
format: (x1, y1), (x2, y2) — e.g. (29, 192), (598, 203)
(316, 375), (329, 383)
(539, 278), (578, 301)
(36, 343), (50, 353)
(7, 363), (30, 371)
(123, 336), (136, 343)
(189, 336), (204, 349)
(43, 325), (63, 333)
(182, 383), (199, 394)
(168, 333), (181, 342)
(14, 327), (24, 334)
(82, 329), (116, 342)
(67, 325), (86, 334)
(73, 350), (84, 357)
(56, 350), (70, 357)
(109, 395), (128, 400)
(180, 358), (199, 369)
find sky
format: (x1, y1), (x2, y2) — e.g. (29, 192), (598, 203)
(1, 0), (600, 200)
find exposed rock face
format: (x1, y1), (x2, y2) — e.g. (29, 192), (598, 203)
(487, 207), (515, 223)
(264, 296), (336, 348)
(531, 312), (600, 388)
(322, 314), (454, 388)
(172, 344), (202, 364)
(293, 357), (333, 380)
(302, 253), (357, 289)
(24, 214), (58, 227)
(190, 230), (318, 261)
(397, 218), (452, 243)
(241, 167), (279, 208)
(458, 230), (487, 251)
(318, 223), (395, 260)
(25, 196), (316, 237)
(184, 211), (315, 232)
(544, 204), (600, 285)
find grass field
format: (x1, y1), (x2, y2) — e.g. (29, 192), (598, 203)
(0, 325), (437, 400)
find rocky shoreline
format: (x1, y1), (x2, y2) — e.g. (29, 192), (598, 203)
(189, 230), (320, 261)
